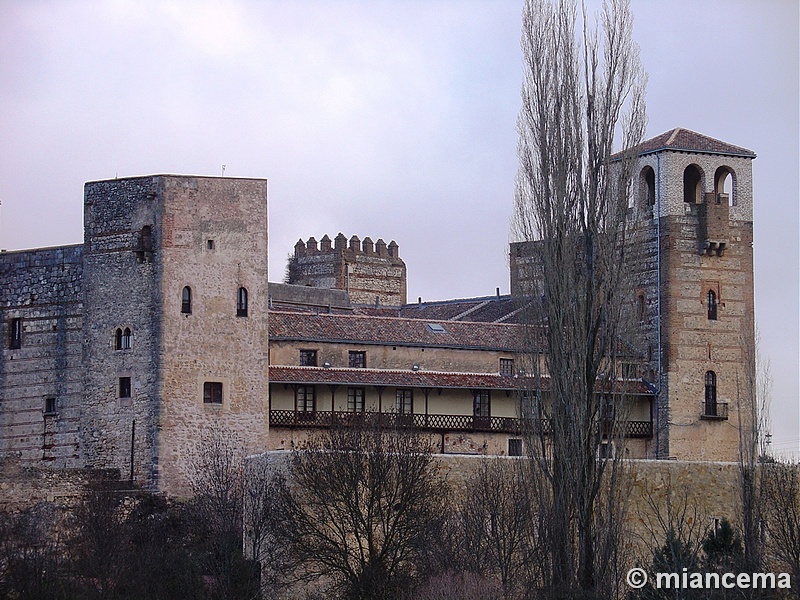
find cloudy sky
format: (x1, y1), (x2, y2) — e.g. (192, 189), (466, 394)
(1, 0), (797, 454)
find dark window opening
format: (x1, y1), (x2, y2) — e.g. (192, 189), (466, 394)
(704, 371), (717, 416)
(643, 166), (656, 206)
(348, 387), (365, 412)
(207, 239), (215, 250)
(300, 350), (318, 366)
(396, 389), (413, 414)
(119, 377), (132, 399)
(237, 287), (248, 317)
(44, 397), (57, 415)
(473, 390), (490, 418)
(508, 438), (523, 457)
(637, 293), (646, 322)
(296, 385), (316, 412)
(115, 327), (132, 350)
(683, 165), (702, 203)
(181, 286), (192, 314)
(599, 443), (613, 460)
(348, 351), (366, 368)
(203, 381), (223, 404)
(500, 358), (514, 376)
(707, 290), (718, 321)
(10, 318), (21, 349)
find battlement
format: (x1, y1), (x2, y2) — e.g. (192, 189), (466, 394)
(294, 234), (400, 258)
(287, 233), (407, 306)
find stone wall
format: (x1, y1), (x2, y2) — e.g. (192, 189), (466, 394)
(0, 245), (84, 467)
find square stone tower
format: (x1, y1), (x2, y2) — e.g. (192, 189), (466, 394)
(81, 175), (269, 494)
(629, 128), (757, 461)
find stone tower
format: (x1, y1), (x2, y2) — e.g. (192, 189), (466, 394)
(81, 175), (270, 494)
(509, 129), (757, 462)
(629, 128), (756, 460)
(287, 233), (407, 306)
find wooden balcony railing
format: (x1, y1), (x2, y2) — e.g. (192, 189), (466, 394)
(269, 410), (653, 438)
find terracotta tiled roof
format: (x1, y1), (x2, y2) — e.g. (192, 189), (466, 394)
(269, 365), (528, 389)
(269, 366), (653, 395)
(628, 128), (756, 158)
(269, 311), (536, 351)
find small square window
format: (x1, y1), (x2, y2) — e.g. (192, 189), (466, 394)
(508, 438), (522, 457)
(300, 350), (318, 367)
(119, 377), (132, 399)
(500, 358), (514, 376)
(203, 381), (223, 404)
(44, 397), (57, 415)
(207, 239), (215, 250)
(349, 351), (366, 369)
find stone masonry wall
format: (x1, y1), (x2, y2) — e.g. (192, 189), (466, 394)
(0, 245), (84, 468)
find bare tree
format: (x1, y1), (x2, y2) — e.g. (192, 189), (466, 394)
(458, 458), (543, 599)
(265, 425), (450, 600)
(762, 460), (800, 599)
(513, 0), (647, 595)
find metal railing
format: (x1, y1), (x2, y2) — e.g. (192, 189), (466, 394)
(700, 402), (729, 420)
(270, 410), (653, 438)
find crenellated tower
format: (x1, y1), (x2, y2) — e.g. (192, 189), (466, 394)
(286, 233), (407, 306)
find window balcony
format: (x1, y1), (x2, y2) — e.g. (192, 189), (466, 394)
(700, 402), (729, 420)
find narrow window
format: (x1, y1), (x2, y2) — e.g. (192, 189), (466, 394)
(348, 351), (366, 368)
(207, 239), (215, 250)
(707, 290), (718, 321)
(122, 327), (132, 349)
(499, 358), (514, 376)
(9, 318), (21, 349)
(473, 390), (490, 418)
(347, 387), (365, 412)
(203, 381), (223, 404)
(637, 293), (646, 322)
(44, 397), (57, 415)
(237, 287), (248, 317)
(299, 350), (318, 366)
(508, 438), (523, 457)
(119, 377), (132, 399)
(296, 385), (316, 413)
(396, 389), (413, 414)
(683, 165), (702, 203)
(181, 286), (192, 314)
(598, 442), (613, 460)
(115, 328), (123, 350)
(704, 371), (717, 416)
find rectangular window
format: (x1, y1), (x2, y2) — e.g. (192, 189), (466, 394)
(119, 377), (132, 399)
(598, 443), (613, 460)
(621, 363), (638, 380)
(44, 397), (57, 415)
(10, 318), (22, 349)
(473, 390), (490, 417)
(348, 351), (366, 368)
(396, 389), (413, 414)
(299, 350), (318, 367)
(508, 438), (523, 457)
(296, 385), (316, 412)
(347, 387), (365, 412)
(499, 358), (514, 376)
(203, 381), (223, 404)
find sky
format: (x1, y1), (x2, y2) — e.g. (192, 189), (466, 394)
(1, 0), (797, 455)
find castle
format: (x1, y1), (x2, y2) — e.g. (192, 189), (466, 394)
(0, 129), (757, 495)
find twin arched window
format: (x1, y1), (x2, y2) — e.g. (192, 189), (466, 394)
(115, 327), (132, 350)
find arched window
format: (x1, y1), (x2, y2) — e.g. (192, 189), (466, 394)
(640, 166), (656, 207)
(115, 328), (123, 350)
(236, 287), (248, 317)
(181, 286), (192, 314)
(707, 290), (718, 320)
(637, 293), (646, 322)
(122, 327), (132, 349)
(683, 165), (702, 203)
(704, 371), (717, 416)
(714, 166), (734, 206)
